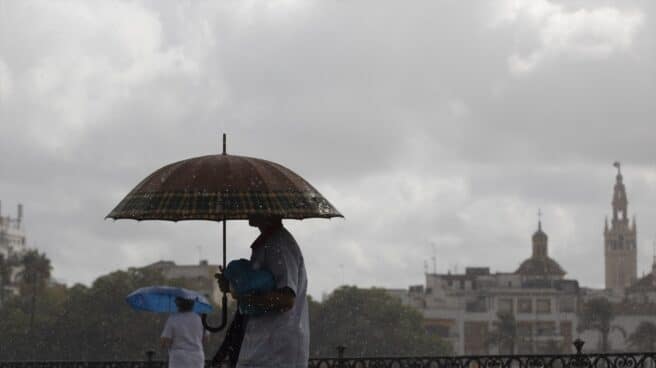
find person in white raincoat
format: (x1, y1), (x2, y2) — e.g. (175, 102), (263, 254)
(217, 215), (310, 368)
(160, 297), (208, 368)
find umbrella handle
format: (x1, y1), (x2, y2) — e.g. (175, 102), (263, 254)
(201, 293), (228, 332)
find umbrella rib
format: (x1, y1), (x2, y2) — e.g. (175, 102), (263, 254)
(243, 157), (275, 215)
(266, 162), (309, 218)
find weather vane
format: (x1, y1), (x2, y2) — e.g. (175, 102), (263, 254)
(613, 161), (621, 175)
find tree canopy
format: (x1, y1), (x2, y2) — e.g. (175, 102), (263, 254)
(0, 264), (228, 361)
(0, 261), (451, 360)
(578, 297), (615, 352)
(309, 286), (451, 357)
(487, 311), (519, 354)
(627, 321), (656, 352)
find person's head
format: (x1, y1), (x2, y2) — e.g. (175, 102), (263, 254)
(174, 297), (195, 312)
(248, 215), (282, 231)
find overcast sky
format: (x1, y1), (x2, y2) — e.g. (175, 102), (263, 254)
(1, 0), (655, 299)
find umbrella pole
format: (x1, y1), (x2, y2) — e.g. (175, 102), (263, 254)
(201, 219), (229, 332)
(221, 219), (228, 323)
(202, 134), (230, 332)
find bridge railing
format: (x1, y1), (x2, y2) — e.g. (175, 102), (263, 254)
(2, 339), (655, 368)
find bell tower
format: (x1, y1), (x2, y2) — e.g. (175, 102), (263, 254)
(604, 162), (637, 293)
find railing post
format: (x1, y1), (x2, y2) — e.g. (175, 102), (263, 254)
(145, 350), (155, 368)
(573, 338), (585, 355)
(337, 345), (346, 368)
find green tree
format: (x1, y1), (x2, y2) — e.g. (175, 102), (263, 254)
(310, 286), (451, 357)
(53, 269), (170, 360)
(578, 297), (616, 352)
(17, 250), (52, 340)
(0, 253), (12, 305)
(627, 321), (656, 352)
(487, 311), (519, 354)
(0, 265), (229, 361)
(0, 280), (67, 359)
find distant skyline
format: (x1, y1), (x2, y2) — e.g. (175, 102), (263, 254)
(1, 1), (655, 298)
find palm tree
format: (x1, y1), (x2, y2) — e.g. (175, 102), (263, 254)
(627, 321), (656, 351)
(488, 311), (520, 354)
(17, 250), (52, 338)
(578, 297), (615, 352)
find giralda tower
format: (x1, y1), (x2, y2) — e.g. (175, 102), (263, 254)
(604, 162), (637, 293)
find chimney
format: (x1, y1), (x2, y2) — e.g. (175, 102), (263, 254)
(17, 203), (23, 228)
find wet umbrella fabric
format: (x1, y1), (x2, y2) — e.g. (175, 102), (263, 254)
(106, 154), (342, 221)
(126, 286), (213, 314)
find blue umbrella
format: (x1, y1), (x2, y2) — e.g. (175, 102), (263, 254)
(126, 286), (213, 314)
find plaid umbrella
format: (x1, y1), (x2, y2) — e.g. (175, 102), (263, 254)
(106, 135), (342, 332)
(106, 154), (342, 221)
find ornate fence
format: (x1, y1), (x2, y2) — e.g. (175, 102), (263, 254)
(2, 340), (656, 368)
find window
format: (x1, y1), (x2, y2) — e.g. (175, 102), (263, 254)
(536, 299), (551, 314)
(535, 321), (556, 336)
(559, 296), (576, 313)
(466, 297), (488, 312)
(518, 298), (532, 313)
(517, 322), (532, 337)
(498, 298), (513, 313)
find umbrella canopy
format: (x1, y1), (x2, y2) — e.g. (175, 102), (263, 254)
(106, 154), (342, 221)
(126, 286), (213, 314)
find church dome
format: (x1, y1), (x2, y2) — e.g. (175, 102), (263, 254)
(516, 218), (566, 277)
(515, 257), (566, 277)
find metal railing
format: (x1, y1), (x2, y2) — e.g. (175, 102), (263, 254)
(2, 340), (656, 368)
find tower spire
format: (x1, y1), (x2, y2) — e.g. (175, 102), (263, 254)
(532, 210), (548, 258)
(611, 161), (628, 223)
(652, 239), (656, 274)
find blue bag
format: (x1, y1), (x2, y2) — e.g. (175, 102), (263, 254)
(224, 259), (276, 315)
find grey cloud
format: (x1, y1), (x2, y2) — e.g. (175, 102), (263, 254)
(0, 0), (655, 297)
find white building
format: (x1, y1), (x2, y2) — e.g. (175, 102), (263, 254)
(0, 202), (26, 258)
(142, 260), (222, 304)
(390, 222), (580, 355)
(1, 202), (28, 304)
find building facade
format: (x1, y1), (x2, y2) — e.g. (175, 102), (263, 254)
(604, 162), (637, 294)
(0, 202), (28, 305)
(388, 163), (656, 354)
(394, 223), (579, 355)
(0, 202), (26, 258)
